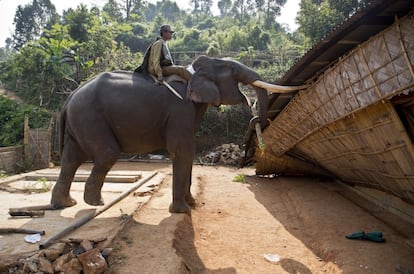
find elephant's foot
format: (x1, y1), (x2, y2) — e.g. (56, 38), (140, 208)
(51, 195), (77, 209)
(84, 191), (104, 206)
(169, 200), (191, 214)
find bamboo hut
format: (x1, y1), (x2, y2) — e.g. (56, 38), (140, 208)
(245, 0), (414, 219)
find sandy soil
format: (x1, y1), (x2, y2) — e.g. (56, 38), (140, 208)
(105, 162), (414, 274)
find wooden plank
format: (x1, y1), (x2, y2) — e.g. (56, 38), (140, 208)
(34, 170), (142, 176)
(25, 174), (141, 183)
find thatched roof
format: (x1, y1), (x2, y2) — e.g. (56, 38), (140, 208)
(243, 0), (414, 206)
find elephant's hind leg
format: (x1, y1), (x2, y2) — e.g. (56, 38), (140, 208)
(84, 141), (120, 206)
(51, 136), (87, 208)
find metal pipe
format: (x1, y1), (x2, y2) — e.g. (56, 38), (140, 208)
(39, 171), (158, 249)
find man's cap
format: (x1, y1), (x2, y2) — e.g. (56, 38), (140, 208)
(160, 25), (175, 33)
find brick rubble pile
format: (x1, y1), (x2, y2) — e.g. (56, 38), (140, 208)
(7, 238), (111, 274)
(200, 143), (244, 166)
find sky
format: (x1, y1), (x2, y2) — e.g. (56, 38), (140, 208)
(0, 0), (300, 48)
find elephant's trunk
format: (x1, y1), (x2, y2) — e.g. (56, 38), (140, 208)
(251, 86), (270, 129)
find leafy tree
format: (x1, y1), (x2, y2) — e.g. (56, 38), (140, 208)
(63, 5), (96, 43)
(172, 29), (209, 52)
(220, 27), (248, 51)
(218, 0), (232, 16)
(103, 0), (124, 22)
(197, 18), (215, 30)
(190, 0), (213, 14)
(0, 42), (13, 63)
(143, 2), (159, 21)
(190, 0), (201, 13)
(248, 25), (270, 51)
(129, 0), (146, 17)
(12, 0), (58, 49)
(121, 0), (133, 21)
(296, 0), (370, 44)
(206, 41), (221, 56)
(200, 0), (213, 14)
(159, 0), (182, 21)
(261, 0), (287, 30)
(197, 104), (252, 148)
(0, 96), (51, 147)
(0, 38), (76, 109)
(232, 0), (254, 26)
(328, 0), (368, 17)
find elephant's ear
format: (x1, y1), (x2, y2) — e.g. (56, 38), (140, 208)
(187, 70), (221, 106)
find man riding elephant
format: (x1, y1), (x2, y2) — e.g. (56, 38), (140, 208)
(135, 25), (191, 83)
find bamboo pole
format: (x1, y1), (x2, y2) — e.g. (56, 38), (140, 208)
(23, 115), (30, 168)
(396, 16), (414, 79)
(39, 171), (158, 249)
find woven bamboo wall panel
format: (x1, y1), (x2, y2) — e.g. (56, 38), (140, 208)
(262, 13), (414, 158)
(254, 151), (330, 176)
(294, 102), (414, 204)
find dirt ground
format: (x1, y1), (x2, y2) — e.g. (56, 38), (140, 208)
(105, 162), (414, 274)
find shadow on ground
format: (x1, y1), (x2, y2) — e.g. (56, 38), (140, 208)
(109, 214), (236, 274)
(174, 215), (236, 274)
(244, 175), (414, 273)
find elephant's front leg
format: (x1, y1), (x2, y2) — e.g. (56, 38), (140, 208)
(169, 155), (193, 214)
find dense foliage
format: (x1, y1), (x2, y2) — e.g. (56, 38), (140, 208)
(0, 0), (362, 148)
(0, 96), (51, 147)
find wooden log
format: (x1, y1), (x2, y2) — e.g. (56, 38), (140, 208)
(0, 228), (45, 235)
(24, 174), (141, 183)
(9, 204), (55, 211)
(8, 210), (45, 217)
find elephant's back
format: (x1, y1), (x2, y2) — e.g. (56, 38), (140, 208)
(67, 71), (177, 106)
(96, 71), (187, 103)
(67, 69), (188, 126)
(63, 71), (195, 153)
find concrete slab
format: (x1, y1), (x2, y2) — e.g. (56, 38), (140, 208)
(0, 166), (165, 256)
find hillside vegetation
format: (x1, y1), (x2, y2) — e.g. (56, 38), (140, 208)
(0, 0), (368, 147)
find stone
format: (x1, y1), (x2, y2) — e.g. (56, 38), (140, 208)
(101, 247), (113, 260)
(22, 260), (38, 273)
(78, 248), (108, 274)
(61, 257), (83, 274)
(40, 242), (68, 261)
(38, 256), (54, 274)
(80, 239), (94, 251)
(222, 144), (231, 149)
(201, 143), (243, 166)
(53, 251), (75, 272)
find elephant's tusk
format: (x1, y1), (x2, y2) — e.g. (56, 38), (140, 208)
(251, 80), (308, 93)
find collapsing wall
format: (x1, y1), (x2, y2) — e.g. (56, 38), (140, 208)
(256, 12), (414, 204)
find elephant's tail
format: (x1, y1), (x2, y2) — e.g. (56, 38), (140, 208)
(58, 74), (100, 156)
(58, 86), (78, 156)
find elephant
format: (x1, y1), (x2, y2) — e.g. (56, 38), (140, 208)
(50, 55), (299, 213)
